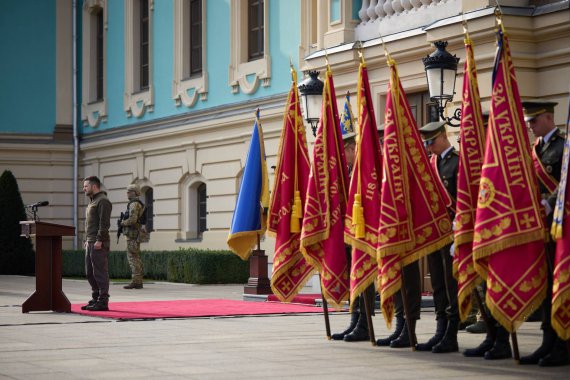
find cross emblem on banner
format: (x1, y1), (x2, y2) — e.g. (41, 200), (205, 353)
(520, 213), (535, 229)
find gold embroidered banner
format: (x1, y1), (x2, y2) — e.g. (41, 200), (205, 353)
(378, 57), (453, 327)
(344, 60), (382, 306)
(552, 128), (570, 340)
(453, 34), (487, 322)
(472, 23), (547, 332)
(269, 68), (315, 302)
(300, 66), (350, 308)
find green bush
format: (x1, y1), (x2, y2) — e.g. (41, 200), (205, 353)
(63, 248), (249, 284)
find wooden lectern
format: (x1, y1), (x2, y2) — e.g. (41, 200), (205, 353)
(20, 221), (75, 313)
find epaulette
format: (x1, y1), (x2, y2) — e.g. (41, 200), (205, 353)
(452, 149), (460, 157)
(555, 128), (566, 138)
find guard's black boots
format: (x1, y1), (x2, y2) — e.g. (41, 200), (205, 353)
(376, 316), (405, 346)
(332, 312), (359, 340)
(390, 320), (416, 348)
(519, 326), (556, 364)
(81, 292), (99, 310)
(344, 312), (369, 342)
(463, 335), (494, 357)
(416, 318), (446, 351)
(124, 282), (143, 289)
(538, 338), (570, 367)
(484, 326), (512, 360)
(432, 319), (459, 353)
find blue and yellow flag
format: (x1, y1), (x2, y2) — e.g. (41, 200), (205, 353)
(339, 92), (355, 137)
(227, 110), (270, 260)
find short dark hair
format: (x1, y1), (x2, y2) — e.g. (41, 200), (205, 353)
(83, 176), (101, 188)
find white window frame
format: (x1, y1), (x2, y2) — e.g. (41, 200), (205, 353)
(173, 0), (208, 107)
(81, 0), (108, 128)
(124, 0), (154, 118)
(229, 0), (271, 94)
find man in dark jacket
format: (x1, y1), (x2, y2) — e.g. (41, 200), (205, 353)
(417, 121), (460, 353)
(81, 176), (112, 311)
(519, 100), (569, 367)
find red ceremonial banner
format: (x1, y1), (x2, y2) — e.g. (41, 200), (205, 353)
(300, 67), (350, 308)
(378, 57), (453, 326)
(344, 61), (383, 306)
(552, 129), (570, 340)
(453, 35), (487, 322)
(269, 69), (315, 302)
(472, 24), (547, 332)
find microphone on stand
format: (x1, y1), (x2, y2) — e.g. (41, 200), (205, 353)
(26, 201), (49, 208)
(25, 201), (49, 221)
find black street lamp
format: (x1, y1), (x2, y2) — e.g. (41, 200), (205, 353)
(298, 70), (324, 137)
(422, 41), (461, 126)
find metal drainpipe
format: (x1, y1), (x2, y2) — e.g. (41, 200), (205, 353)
(72, 0), (79, 249)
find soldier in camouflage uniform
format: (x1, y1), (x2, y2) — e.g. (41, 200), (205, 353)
(121, 184), (144, 289)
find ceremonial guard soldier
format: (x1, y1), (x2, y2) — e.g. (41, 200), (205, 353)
(332, 128), (375, 342)
(519, 100), (569, 367)
(417, 121), (460, 353)
(375, 124), (422, 348)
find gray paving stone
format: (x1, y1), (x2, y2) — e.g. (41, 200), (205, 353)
(1, 275), (568, 379)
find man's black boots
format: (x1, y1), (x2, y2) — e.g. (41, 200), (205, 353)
(390, 319), (416, 348)
(86, 297), (109, 311)
(463, 335), (495, 357)
(538, 338), (570, 367)
(416, 318), (446, 351)
(484, 326), (512, 360)
(331, 312), (359, 340)
(432, 319), (459, 353)
(376, 316), (405, 346)
(464, 322), (496, 358)
(81, 292), (99, 310)
(344, 312), (369, 342)
(519, 326), (556, 364)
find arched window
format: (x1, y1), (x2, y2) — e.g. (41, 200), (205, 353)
(141, 186), (154, 242)
(197, 183), (207, 238)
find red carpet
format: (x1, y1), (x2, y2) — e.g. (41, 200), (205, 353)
(71, 299), (328, 320)
(266, 293), (321, 305)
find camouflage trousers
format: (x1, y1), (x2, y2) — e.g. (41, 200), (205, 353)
(126, 239), (143, 284)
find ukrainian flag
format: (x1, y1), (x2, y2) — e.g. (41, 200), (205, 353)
(227, 110), (270, 260)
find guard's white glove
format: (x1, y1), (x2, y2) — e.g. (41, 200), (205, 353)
(449, 243), (455, 257)
(541, 199), (552, 216)
(452, 220), (457, 232)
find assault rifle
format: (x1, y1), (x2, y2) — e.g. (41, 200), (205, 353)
(117, 211), (128, 243)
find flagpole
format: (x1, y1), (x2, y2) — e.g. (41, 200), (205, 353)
(461, 17), (497, 343)
(495, 7), (521, 361)
(378, 34), (416, 352)
(362, 287), (376, 346)
(319, 275), (332, 340)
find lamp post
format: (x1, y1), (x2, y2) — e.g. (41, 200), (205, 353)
(422, 41), (460, 126)
(298, 70), (324, 137)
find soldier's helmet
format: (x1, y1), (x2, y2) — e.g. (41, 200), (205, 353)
(126, 184), (141, 196)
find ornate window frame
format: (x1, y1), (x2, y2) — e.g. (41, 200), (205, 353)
(81, 0), (108, 128)
(229, 0), (271, 94)
(180, 174), (207, 240)
(124, 0), (154, 118)
(173, 0), (208, 107)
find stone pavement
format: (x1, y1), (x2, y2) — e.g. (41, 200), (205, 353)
(0, 275), (567, 379)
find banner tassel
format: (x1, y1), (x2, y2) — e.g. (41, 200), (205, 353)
(290, 190), (302, 233)
(353, 194), (365, 238)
